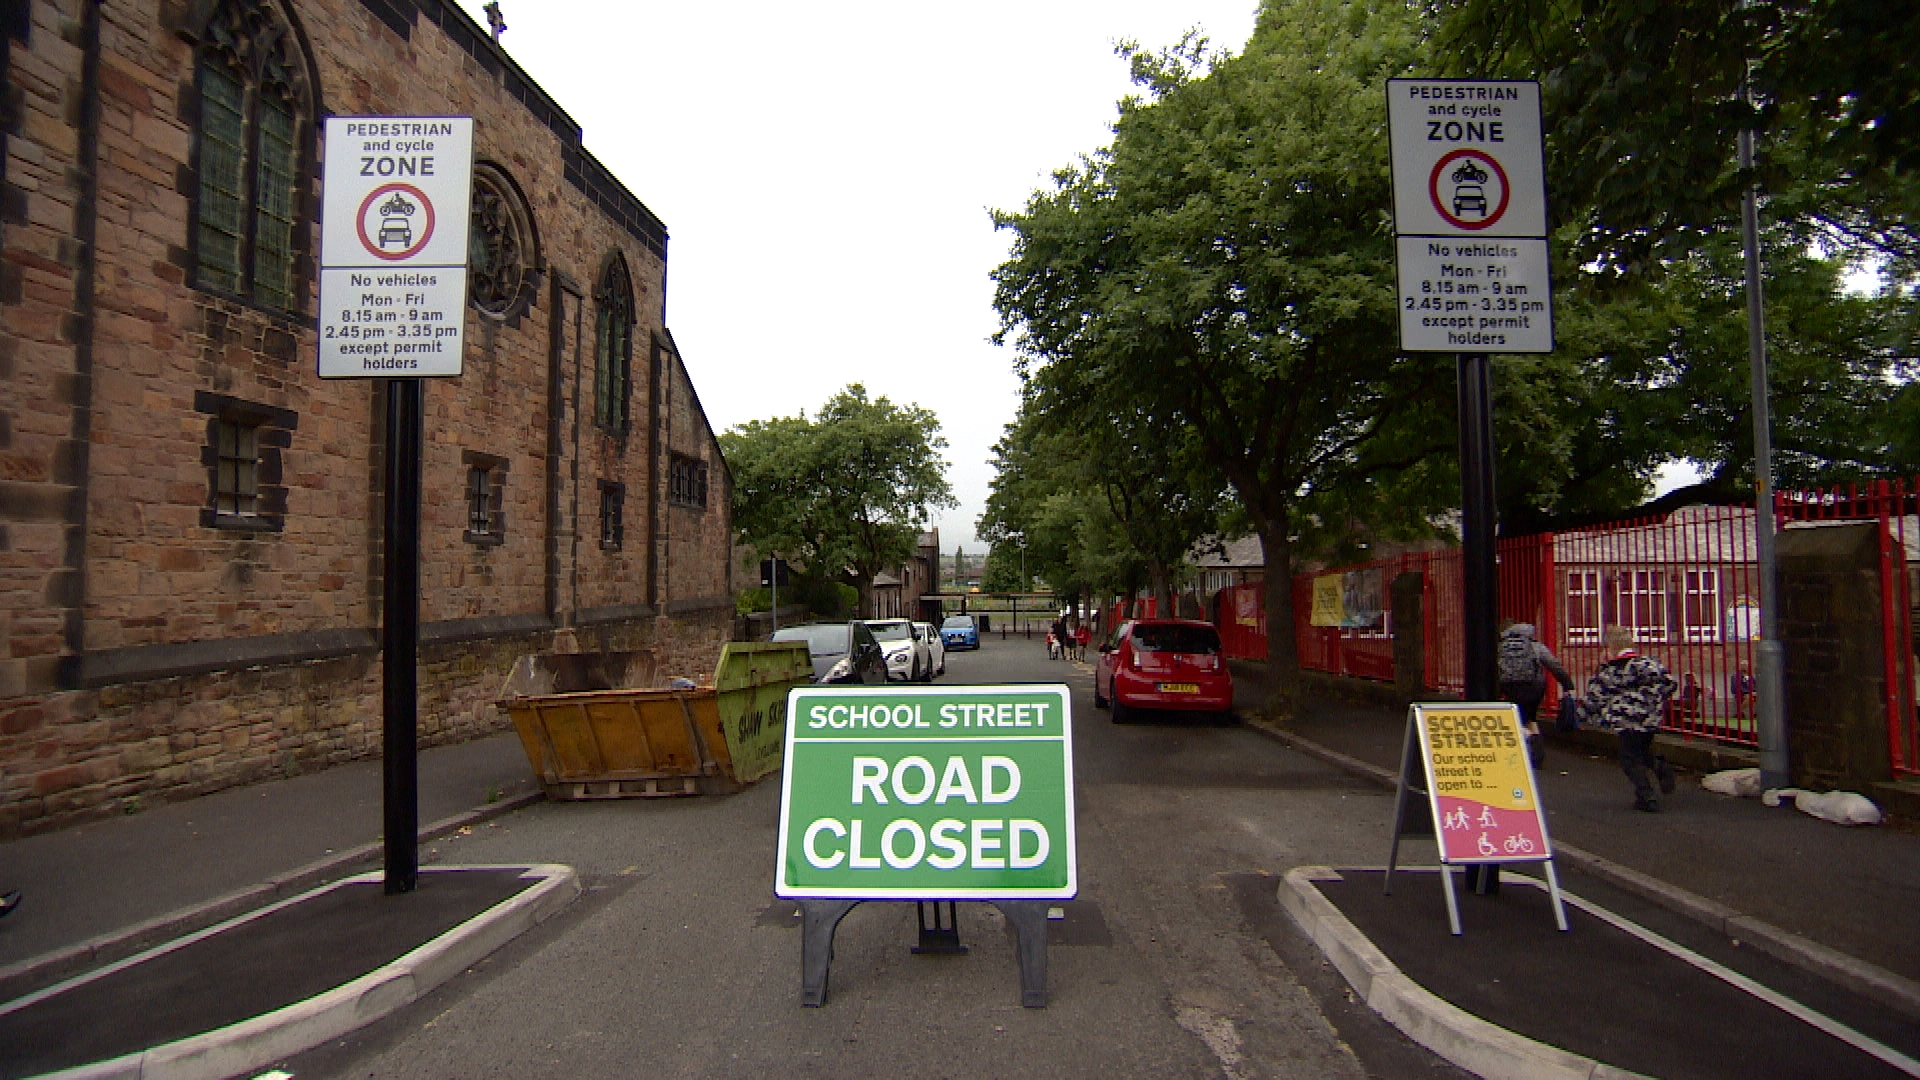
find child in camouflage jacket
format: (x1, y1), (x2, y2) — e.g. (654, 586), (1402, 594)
(1578, 626), (1679, 811)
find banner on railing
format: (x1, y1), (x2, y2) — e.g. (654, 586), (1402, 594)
(1310, 568), (1385, 628)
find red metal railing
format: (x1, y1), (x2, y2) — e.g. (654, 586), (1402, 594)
(1200, 479), (1917, 755)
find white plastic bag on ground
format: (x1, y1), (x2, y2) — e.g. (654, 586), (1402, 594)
(1701, 768), (1764, 797)
(1760, 787), (1883, 825)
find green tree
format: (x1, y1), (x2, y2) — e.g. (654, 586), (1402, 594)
(993, 0), (1453, 706)
(1434, 0), (1920, 273)
(720, 385), (956, 618)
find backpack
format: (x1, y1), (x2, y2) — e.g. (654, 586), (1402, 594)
(1497, 634), (1542, 685)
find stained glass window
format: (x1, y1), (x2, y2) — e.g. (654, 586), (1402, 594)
(191, 1), (309, 314)
(595, 260), (633, 433)
(196, 64), (246, 294)
(251, 92), (298, 311)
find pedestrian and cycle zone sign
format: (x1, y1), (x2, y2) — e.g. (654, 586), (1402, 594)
(1412, 703), (1552, 863)
(317, 116), (473, 378)
(1385, 79), (1554, 354)
(775, 685), (1076, 900)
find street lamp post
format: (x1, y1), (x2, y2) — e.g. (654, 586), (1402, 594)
(1740, 84), (1788, 788)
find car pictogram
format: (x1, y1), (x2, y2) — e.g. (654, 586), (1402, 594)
(376, 192), (417, 249)
(1450, 161), (1490, 218)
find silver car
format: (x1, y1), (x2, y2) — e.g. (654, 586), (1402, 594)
(862, 618), (930, 682)
(913, 621), (945, 678)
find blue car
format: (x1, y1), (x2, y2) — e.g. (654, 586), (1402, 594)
(939, 614), (980, 650)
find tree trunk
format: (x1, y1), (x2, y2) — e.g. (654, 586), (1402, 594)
(1149, 562), (1172, 620)
(1256, 525), (1300, 717)
(853, 576), (875, 620)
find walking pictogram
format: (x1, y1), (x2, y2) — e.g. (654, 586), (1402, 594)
(1428, 148), (1510, 231)
(356, 183), (436, 261)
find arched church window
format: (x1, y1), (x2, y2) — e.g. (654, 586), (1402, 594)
(190, 0), (314, 314)
(467, 163), (540, 319)
(594, 257), (634, 433)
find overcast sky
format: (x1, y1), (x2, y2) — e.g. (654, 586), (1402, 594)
(450, 0), (1261, 551)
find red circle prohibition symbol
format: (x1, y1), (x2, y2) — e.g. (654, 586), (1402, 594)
(356, 182), (436, 261)
(1428, 148), (1510, 231)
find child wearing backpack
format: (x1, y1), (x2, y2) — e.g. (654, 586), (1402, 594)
(1497, 622), (1575, 769)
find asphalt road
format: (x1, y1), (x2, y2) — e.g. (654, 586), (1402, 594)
(283, 637), (1463, 1080)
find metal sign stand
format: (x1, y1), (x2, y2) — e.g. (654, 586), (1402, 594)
(1385, 710), (1569, 936)
(799, 899), (1050, 1007)
(912, 900), (967, 954)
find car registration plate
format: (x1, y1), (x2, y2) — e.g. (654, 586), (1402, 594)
(1158, 682), (1200, 694)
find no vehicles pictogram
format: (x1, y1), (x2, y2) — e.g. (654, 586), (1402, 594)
(1428, 149), (1510, 232)
(356, 183), (436, 262)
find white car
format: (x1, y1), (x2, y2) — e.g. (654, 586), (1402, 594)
(862, 619), (930, 682)
(913, 621), (946, 677)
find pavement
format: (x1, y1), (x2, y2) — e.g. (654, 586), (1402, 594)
(1234, 684), (1920, 1005)
(1223, 669), (1920, 1077)
(0, 645), (1917, 1078)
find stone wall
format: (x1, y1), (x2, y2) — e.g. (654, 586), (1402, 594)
(1778, 522), (1892, 792)
(0, 0), (735, 837)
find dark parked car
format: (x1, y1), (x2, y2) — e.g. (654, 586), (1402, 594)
(770, 622), (889, 684)
(1094, 618), (1233, 723)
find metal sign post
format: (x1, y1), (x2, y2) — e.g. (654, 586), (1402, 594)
(319, 117), (474, 894)
(1387, 79), (1552, 705)
(775, 684), (1076, 1006)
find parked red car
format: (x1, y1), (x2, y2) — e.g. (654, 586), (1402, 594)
(1094, 619), (1233, 723)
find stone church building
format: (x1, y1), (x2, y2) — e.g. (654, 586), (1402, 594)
(0, 0), (735, 836)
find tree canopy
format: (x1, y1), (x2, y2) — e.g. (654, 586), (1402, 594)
(977, 396), (1228, 612)
(993, 0), (1455, 700)
(720, 385), (955, 617)
(1434, 0), (1920, 274)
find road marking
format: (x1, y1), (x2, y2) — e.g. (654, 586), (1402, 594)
(1508, 874), (1920, 1078)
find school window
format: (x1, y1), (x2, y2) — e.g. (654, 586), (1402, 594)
(192, 0), (311, 313)
(594, 258), (633, 433)
(1565, 570), (1601, 644)
(462, 452), (506, 545)
(1613, 569), (1669, 643)
(599, 482), (625, 550)
(214, 420), (259, 516)
(668, 454), (708, 509)
(1682, 568), (1720, 643)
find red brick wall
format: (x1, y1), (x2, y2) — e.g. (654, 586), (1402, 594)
(0, 0), (734, 837)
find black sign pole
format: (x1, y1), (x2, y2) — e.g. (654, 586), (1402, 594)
(382, 377), (423, 894)
(1458, 352), (1501, 895)
(1458, 352), (1499, 700)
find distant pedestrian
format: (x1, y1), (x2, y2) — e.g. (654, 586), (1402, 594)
(1074, 622), (1092, 662)
(1051, 616), (1068, 661)
(1496, 622), (1574, 769)
(1577, 625), (1678, 812)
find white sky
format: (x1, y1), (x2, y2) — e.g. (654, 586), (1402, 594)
(450, 0), (1260, 551)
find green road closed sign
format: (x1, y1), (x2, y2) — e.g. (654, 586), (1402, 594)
(775, 685), (1076, 900)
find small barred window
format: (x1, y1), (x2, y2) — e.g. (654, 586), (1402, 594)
(599, 482), (625, 550)
(214, 420), (260, 516)
(668, 454), (708, 510)
(462, 452), (507, 545)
